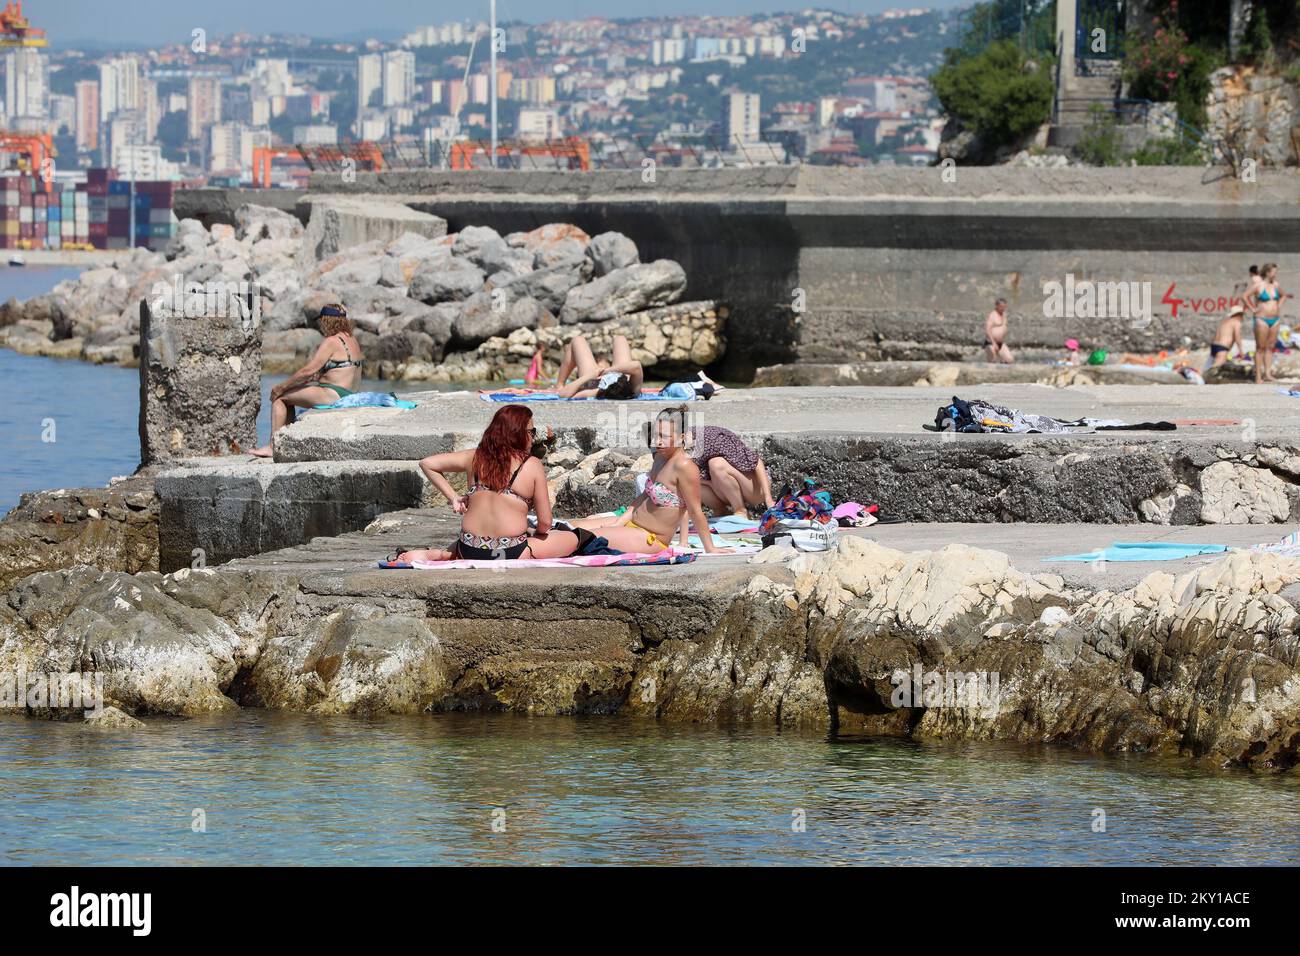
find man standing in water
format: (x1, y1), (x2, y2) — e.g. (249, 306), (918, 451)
(984, 298), (1013, 363)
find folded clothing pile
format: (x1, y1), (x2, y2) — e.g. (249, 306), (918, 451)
(927, 396), (1176, 434)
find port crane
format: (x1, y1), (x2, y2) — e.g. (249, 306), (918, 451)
(0, 131), (55, 187)
(0, 1), (47, 47)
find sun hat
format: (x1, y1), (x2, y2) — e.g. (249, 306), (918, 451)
(1229, 304), (1244, 317)
(1065, 338), (1079, 350)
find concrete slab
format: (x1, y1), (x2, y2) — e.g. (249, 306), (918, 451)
(155, 458), (427, 573)
(222, 507), (1297, 593)
(752, 361), (1194, 387)
(274, 384), (1296, 462)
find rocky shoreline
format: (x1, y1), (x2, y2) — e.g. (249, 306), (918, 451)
(3, 518), (1298, 771)
(0, 203), (723, 383)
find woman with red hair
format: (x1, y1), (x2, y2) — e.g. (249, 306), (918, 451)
(396, 405), (573, 562)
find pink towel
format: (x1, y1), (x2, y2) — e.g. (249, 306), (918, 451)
(405, 549), (695, 570)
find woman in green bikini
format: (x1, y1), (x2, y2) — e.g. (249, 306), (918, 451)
(250, 303), (364, 457)
(1246, 263), (1284, 384)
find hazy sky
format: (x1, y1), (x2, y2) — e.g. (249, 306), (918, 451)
(48, 0), (968, 46)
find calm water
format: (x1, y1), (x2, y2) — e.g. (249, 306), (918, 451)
(1, 712), (1297, 866)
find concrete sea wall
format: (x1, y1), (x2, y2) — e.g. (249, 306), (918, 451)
(179, 167), (1300, 379)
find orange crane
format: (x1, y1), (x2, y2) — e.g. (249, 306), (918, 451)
(0, 131), (54, 187)
(251, 142), (386, 187)
(0, 1), (47, 47)
(449, 137), (590, 171)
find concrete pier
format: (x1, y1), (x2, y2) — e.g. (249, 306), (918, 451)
(155, 383), (1300, 567)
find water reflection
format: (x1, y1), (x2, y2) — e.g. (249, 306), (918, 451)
(1, 712), (1297, 866)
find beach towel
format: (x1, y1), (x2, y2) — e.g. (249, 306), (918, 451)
(709, 515), (761, 534)
(1251, 531), (1300, 557)
(313, 391), (417, 410)
(378, 550), (697, 570)
(1046, 542), (1231, 563)
(480, 387), (692, 403)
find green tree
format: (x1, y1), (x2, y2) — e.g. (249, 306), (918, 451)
(931, 40), (1055, 148)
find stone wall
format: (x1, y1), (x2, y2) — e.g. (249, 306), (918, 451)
(1207, 66), (1300, 168)
(201, 166), (1300, 378)
(393, 300), (727, 383)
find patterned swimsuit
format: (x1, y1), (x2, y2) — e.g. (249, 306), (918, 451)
(691, 426), (760, 480)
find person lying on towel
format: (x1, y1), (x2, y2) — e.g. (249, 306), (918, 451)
(554, 332), (643, 399)
(394, 405), (578, 563)
(569, 405), (733, 555)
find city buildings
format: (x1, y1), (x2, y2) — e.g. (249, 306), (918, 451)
(0, 9), (945, 187)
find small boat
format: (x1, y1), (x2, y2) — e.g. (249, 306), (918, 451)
(7, 254), (25, 267)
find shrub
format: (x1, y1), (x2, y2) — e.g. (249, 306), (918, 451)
(931, 40), (1055, 149)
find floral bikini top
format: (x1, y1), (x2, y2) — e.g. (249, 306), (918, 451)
(645, 479), (682, 509)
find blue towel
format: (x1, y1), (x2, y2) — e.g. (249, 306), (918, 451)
(710, 515), (760, 534)
(481, 391), (694, 403)
(1047, 542), (1231, 562)
(313, 391), (418, 410)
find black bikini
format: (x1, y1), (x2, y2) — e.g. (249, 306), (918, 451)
(455, 459), (533, 560)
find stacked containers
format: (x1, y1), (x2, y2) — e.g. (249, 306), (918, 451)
(0, 167), (174, 250)
(0, 173), (17, 249)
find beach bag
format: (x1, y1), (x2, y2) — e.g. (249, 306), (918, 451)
(760, 479), (838, 551)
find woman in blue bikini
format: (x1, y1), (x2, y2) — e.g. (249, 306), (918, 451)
(251, 304), (364, 457)
(1247, 263), (1283, 383)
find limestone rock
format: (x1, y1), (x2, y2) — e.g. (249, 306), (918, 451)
(586, 231), (640, 276)
(1199, 461), (1289, 524)
(240, 609), (449, 715)
(409, 257), (485, 304)
(560, 260), (687, 324)
(84, 706), (145, 729)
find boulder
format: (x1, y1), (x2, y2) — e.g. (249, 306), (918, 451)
(586, 231), (640, 276)
(369, 329), (435, 364)
(451, 225), (508, 270)
(450, 292), (545, 348)
(560, 260), (687, 324)
(1199, 461), (1290, 524)
(409, 257), (485, 304)
(234, 204), (304, 243)
(495, 261), (585, 313)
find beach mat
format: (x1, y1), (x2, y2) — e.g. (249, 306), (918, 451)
(1046, 542), (1231, 562)
(378, 551), (697, 570)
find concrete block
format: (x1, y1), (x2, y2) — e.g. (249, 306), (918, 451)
(137, 296), (261, 465)
(156, 459), (428, 572)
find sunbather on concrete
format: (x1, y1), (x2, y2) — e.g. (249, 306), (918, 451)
(571, 406), (731, 554)
(555, 333), (643, 399)
(251, 304), (363, 458)
(395, 405), (576, 563)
